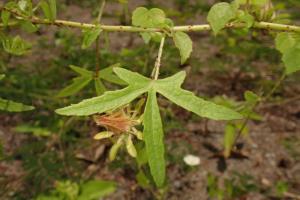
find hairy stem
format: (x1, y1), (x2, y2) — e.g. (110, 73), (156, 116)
(1, 7), (300, 33)
(152, 36), (166, 80)
(95, 0), (106, 76)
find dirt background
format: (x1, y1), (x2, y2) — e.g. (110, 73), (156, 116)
(1, 0), (300, 199)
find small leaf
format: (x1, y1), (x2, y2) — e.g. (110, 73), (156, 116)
(275, 32), (298, 54)
(40, 0), (56, 21)
(81, 27), (102, 49)
(95, 78), (106, 95)
(207, 2), (236, 35)
(275, 33), (300, 75)
(2, 36), (31, 55)
(136, 170), (151, 188)
(18, 0), (27, 11)
(132, 7), (166, 28)
(109, 136), (124, 161)
(94, 131), (114, 140)
(56, 181), (79, 200)
(99, 64), (127, 85)
(244, 90), (260, 103)
(49, 0), (57, 20)
(40, 1), (50, 19)
(1, 11), (10, 26)
(20, 20), (38, 33)
(0, 74), (5, 81)
(224, 123), (236, 158)
(126, 134), (137, 157)
(143, 88), (165, 187)
(132, 130), (143, 140)
(173, 31), (193, 64)
(237, 11), (254, 28)
(69, 65), (93, 76)
(57, 76), (92, 97)
(113, 67), (150, 85)
(14, 125), (51, 137)
(0, 97), (34, 112)
(282, 43), (300, 74)
(78, 180), (116, 200)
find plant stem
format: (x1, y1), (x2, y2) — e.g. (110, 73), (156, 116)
(152, 36), (166, 80)
(95, 0), (106, 76)
(232, 72), (286, 149)
(1, 7), (300, 33)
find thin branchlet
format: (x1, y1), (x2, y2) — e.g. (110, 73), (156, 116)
(1, 6), (300, 33)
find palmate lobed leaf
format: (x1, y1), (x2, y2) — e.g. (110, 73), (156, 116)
(56, 67), (242, 187)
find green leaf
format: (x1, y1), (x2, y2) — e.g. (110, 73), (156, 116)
(94, 131), (114, 140)
(98, 64), (127, 85)
(2, 36), (31, 55)
(0, 74), (5, 81)
(132, 7), (166, 28)
(156, 71), (243, 120)
(1, 10), (10, 26)
(56, 85), (149, 116)
(224, 123), (236, 158)
(237, 11), (254, 28)
(20, 20), (38, 33)
(57, 76), (92, 97)
(78, 180), (116, 200)
(136, 170), (151, 188)
(282, 43), (300, 74)
(113, 67), (150, 85)
(207, 2), (236, 35)
(140, 32), (163, 44)
(94, 78), (106, 95)
(0, 98), (34, 112)
(143, 88), (165, 187)
(81, 27), (102, 49)
(126, 134), (137, 157)
(244, 90), (260, 103)
(173, 31), (193, 64)
(14, 125), (51, 137)
(56, 67), (151, 116)
(275, 33), (300, 75)
(109, 135), (124, 161)
(56, 180), (79, 200)
(49, 0), (57, 20)
(275, 32), (299, 54)
(236, 0), (268, 6)
(69, 65), (93, 77)
(40, 0), (56, 21)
